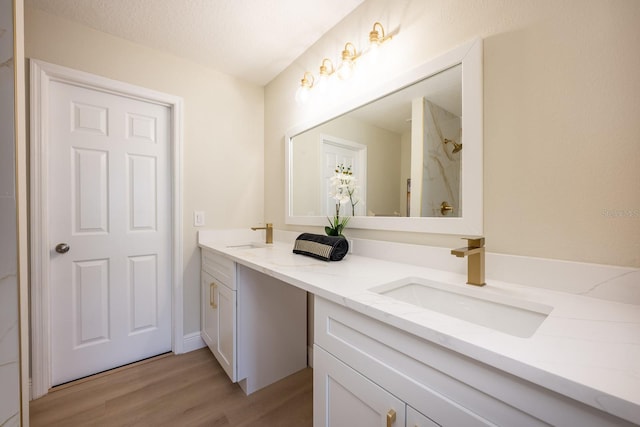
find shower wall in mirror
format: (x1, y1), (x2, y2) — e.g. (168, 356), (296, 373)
(420, 98), (462, 218)
(0, 0), (21, 424)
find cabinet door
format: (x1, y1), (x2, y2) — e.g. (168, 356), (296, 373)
(314, 345), (405, 427)
(407, 406), (440, 427)
(201, 270), (237, 381)
(201, 270), (217, 347)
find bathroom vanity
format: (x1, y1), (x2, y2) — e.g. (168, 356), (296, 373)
(200, 239), (307, 395)
(199, 230), (640, 427)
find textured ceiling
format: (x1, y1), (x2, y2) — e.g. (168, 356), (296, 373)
(27, 0), (365, 85)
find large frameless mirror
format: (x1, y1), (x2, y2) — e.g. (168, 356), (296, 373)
(286, 38), (483, 235)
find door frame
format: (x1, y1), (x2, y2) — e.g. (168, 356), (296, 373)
(319, 134), (367, 216)
(29, 59), (184, 399)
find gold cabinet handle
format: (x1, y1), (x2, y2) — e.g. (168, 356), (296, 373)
(209, 282), (217, 309)
(386, 409), (396, 427)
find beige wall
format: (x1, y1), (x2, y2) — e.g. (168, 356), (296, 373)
(266, 0), (640, 268)
(25, 7), (265, 335)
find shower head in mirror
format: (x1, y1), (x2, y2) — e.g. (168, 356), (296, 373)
(444, 138), (462, 153)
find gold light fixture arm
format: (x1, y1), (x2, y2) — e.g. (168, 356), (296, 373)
(341, 42), (360, 62)
(295, 71), (315, 104)
(369, 22), (392, 45)
(337, 42), (360, 80)
(300, 71), (314, 89)
(319, 58), (335, 76)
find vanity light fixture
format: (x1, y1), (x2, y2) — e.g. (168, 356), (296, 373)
(294, 21), (394, 102)
(295, 71), (315, 105)
(315, 58), (335, 94)
(368, 22), (392, 59)
(319, 58), (335, 77)
(336, 42), (360, 80)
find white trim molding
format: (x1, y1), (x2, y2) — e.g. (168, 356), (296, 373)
(183, 332), (207, 353)
(29, 59), (184, 398)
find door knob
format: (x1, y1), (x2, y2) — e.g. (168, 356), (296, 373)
(55, 243), (70, 254)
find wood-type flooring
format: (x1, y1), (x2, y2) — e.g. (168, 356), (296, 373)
(30, 348), (313, 426)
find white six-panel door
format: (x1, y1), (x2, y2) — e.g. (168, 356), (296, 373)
(48, 80), (172, 385)
(321, 136), (367, 217)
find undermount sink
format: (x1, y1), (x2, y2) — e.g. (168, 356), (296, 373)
(225, 242), (269, 249)
(370, 277), (552, 338)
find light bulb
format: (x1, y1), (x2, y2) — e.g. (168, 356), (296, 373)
(315, 74), (329, 95)
(337, 43), (358, 80)
(337, 59), (354, 80)
(295, 85), (311, 105)
(367, 22), (391, 64)
(368, 42), (380, 63)
(316, 58), (334, 95)
(294, 71), (314, 105)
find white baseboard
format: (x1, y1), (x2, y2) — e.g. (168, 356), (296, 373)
(182, 332), (206, 353)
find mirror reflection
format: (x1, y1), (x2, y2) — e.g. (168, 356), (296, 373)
(290, 64), (462, 218)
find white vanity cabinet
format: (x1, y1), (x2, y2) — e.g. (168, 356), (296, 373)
(201, 248), (308, 395)
(314, 297), (634, 427)
(201, 249), (238, 381)
(407, 407), (440, 427)
(316, 345), (436, 427)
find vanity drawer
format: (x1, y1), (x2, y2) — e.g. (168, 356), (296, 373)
(315, 298), (499, 426)
(314, 297), (631, 427)
(202, 248), (236, 289)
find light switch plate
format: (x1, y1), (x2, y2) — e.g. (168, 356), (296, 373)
(194, 211), (205, 227)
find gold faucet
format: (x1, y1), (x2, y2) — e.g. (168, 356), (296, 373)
(451, 237), (486, 286)
(251, 223), (273, 244)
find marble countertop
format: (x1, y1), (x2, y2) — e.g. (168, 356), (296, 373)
(198, 234), (640, 424)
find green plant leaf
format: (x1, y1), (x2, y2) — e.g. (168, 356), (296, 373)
(325, 226), (337, 236)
